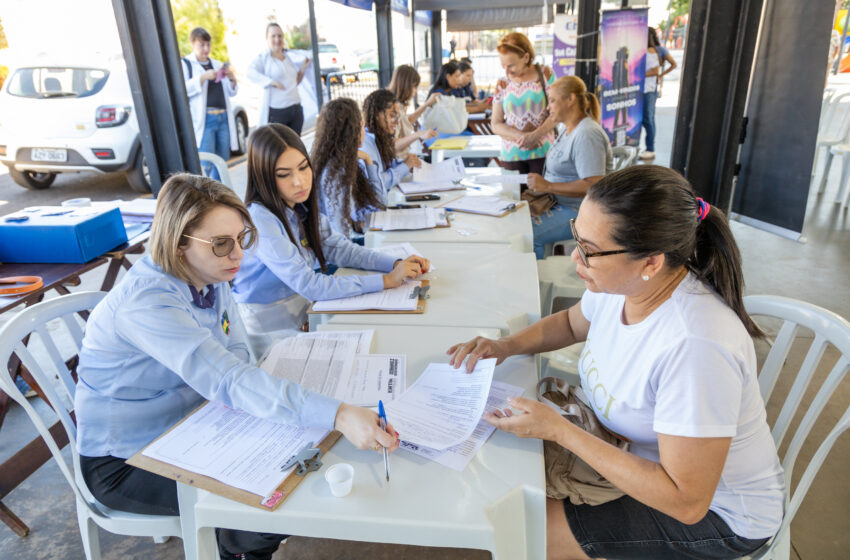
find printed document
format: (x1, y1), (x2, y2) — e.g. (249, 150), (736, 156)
(373, 243), (426, 262)
(347, 354), (406, 407)
(142, 402), (328, 497)
(311, 280), (421, 312)
(444, 195), (517, 216)
(260, 335), (357, 397)
(412, 156), (465, 183)
(470, 173), (529, 185)
(385, 358), (496, 450)
(298, 329), (375, 353)
(398, 181), (464, 194)
(399, 380), (524, 471)
(370, 207), (447, 230)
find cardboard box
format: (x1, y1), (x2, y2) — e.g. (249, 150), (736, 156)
(0, 206), (128, 263)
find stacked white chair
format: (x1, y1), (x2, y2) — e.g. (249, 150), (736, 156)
(0, 292), (183, 560)
(611, 145), (638, 170)
(813, 92), (850, 194)
(741, 295), (850, 560)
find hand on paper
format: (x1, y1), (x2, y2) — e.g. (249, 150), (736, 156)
(447, 336), (511, 372)
(404, 153), (423, 170)
(484, 396), (563, 442)
(334, 403), (400, 452)
(383, 255), (428, 289)
(526, 173), (549, 192)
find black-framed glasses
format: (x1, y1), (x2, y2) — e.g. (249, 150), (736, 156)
(183, 227), (257, 257)
(570, 219), (628, 267)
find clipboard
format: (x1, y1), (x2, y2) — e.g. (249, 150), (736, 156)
(368, 213), (451, 231)
(431, 137), (469, 150)
(128, 403), (342, 511)
(438, 198), (526, 218)
(307, 279), (429, 315)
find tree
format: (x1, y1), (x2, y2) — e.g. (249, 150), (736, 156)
(171, 0), (230, 61)
(285, 19), (313, 50)
(0, 17), (8, 90)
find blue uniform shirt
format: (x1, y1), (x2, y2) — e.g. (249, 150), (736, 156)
(232, 202), (397, 305)
(359, 128), (410, 202)
(74, 255), (341, 459)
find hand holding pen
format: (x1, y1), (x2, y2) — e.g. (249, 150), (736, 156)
(378, 400), (391, 483)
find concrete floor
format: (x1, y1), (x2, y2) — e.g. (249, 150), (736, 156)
(1, 68), (849, 559)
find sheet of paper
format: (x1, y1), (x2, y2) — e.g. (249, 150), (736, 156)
(143, 402), (328, 497)
(431, 137), (469, 150)
(385, 358), (496, 450)
(470, 173), (529, 185)
(260, 336), (357, 398)
(399, 381), (524, 471)
(373, 243), (425, 261)
(296, 329), (374, 354)
(371, 207), (447, 230)
(311, 280), (421, 312)
(345, 354), (406, 407)
(444, 195), (517, 216)
(413, 156), (465, 183)
(397, 181), (464, 194)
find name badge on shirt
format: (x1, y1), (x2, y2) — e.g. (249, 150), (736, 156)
(221, 310), (230, 335)
(300, 238), (310, 249)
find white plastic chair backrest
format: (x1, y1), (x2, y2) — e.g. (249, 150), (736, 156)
(744, 295), (850, 527)
(611, 146), (637, 171)
(819, 88), (836, 128)
(820, 91), (850, 140)
(199, 151), (233, 190)
(0, 291), (106, 510)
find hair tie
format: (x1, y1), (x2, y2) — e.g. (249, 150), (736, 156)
(696, 197), (710, 222)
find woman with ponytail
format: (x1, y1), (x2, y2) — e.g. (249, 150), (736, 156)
(448, 166), (784, 560)
(526, 75), (612, 259)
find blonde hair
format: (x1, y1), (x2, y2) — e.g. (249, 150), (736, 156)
(497, 32), (535, 66)
(149, 173), (254, 283)
(550, 76), (601, 122)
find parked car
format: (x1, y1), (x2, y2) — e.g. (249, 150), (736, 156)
(0, 54), (249, 193)
(318, 42), (344, 78)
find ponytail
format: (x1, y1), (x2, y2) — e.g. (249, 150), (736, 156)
(586, 165), (763, 338)
(585, 91), (601, 122)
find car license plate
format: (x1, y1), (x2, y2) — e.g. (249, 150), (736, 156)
(32, 148), (67, 162)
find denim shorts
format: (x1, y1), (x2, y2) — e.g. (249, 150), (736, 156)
(563, 495), (770, 559)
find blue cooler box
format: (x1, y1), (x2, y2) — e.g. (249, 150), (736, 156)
(0, 206), (128, 263)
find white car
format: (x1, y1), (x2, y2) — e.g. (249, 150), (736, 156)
(0, 54), (249, 192)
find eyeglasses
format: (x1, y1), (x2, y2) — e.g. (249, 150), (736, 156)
(570, 219), (628, 267)
(183, 227), (257, 257)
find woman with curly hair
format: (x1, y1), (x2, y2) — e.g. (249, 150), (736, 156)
(232, 124), (429, 358)
(360, 89), (422, 200)
(313, 98), (385, 240)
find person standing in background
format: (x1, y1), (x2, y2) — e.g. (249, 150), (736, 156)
(247, 22), (310, 135)
(639, 31), (662, 160)
(182, 26), (239, 181)
(652, 27), (678, 98)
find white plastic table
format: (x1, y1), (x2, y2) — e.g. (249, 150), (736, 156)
(432, 134), (502, 163)
(176, 325), (545, 560)
(309, 244), (540, 335)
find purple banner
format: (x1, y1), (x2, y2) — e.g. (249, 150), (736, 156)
(553, 13), (578, 78)
(598, 9), (648, 147)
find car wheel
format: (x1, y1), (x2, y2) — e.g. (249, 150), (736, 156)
(233, 112), (248, 156)
(125, 150), (152, 193)
(8, 167), (57, 189)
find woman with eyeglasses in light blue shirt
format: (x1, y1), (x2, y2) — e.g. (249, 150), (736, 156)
(232, 124), (429, 358)
(74, 174), (400, 560)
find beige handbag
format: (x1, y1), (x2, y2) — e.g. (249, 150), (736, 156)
(538, 376), (628, 505)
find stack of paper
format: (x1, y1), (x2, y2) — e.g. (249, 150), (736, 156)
(260, 332), (405, 407)
(397, 182), (463, 194)
(443, 195), (517, 216)
(312, 280), (421, 312)
(470, 173), (529, 185)
(412, 157), (465, 184)
(373, 243), (426, 262)
(370, 207), (448, 230)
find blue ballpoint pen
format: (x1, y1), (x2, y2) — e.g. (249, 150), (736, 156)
(378, 400), (390, 483)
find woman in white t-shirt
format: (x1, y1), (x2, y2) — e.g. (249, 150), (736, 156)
(447, 165), (784, 560)
(247, 23), (310, 134)
(639, 30), (663, 160)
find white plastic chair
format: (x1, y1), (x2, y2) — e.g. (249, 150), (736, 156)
(827, 142), (850, 210)
(611, 145), (637, 171)
(199, 151), (234, 189)
(0, 292), (182, 560)
(741, 295), (850, 560)
(813, 92), (850, 193)
(536, 251), (583, 318)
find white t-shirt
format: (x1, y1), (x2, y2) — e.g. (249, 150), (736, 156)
(578, 274), (785, 539)
(644, 50), (660, 93)
(267, 54), (301, 109)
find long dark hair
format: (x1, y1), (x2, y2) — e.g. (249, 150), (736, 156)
(429, 60), (460, 95)
(362, 88), (397, 169)
(585, 165), (762, 337)
(312, 98), (384, 235)
(244, 123), (327, 272)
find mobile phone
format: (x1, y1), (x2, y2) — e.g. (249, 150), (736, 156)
(406, 194), (440, 202)
(390, 204), (421, 209)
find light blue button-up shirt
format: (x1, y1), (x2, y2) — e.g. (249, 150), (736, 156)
(74, 255), (341, 459)
(318, 164), (382, 238)
(360, 128), (410, 203)
(232, 202), (397, 305)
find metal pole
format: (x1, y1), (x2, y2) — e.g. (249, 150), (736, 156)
(307, 0), (323, 111)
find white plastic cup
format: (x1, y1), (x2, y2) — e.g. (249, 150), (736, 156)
(61, 197), (92, 207)
(324, 463), (354, 497)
